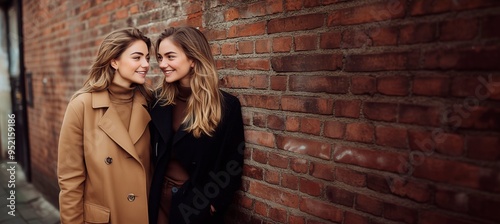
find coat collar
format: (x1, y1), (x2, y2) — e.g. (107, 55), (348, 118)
(150, 102), (189, 159)
(92, 89), (151, 161)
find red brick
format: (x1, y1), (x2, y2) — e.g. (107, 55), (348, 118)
(414, 157), (500, 192)
(240, 94), (280, 110)
(284, 0), (302, 11)
(309, 162), (335, 181)
(248, 181), (299, 208)
(328, 0), (405, 26)
(239, 1), (266, 18)
(351, 76), (376, 95)
(252, 112), (266, 128)
(237, 195), (254, 210)
(299, 178), (322, 196)
(399, 104), (442, 126)
(281, 96), (333, 115)
(345, 52), (419, 72)
(272, 36), (293, 52)
(326, 186), (355, 207)
(290, 75), (348, 94)
(264, 170), (280, 185)
(469, 194), (500, 222)
(243, 164), (264, 180)
(281, 173), (299, 190)
(435, 187), (469, 213)
(334, 100), (361, 118)
(299, 117), (321, 135)
(252, 148), (268, 164)
(222, 75), (251, 89)
(269, 207), (287, 223)
(334, 145), (406, 173)
(251, 74), (268, 89)
(270, 75), (287, 91)
(221, 42), (236, 55)
(268, 114), (285, 130)
(344, 212), (369, 224)
(408, 129), (435, 153)
(410, 0), (453, 16)
(295, 34), (317, 51)
(290, 158), (308, 174)
(400, 23), (437, 44)
(324, 120), (345, 139)
(266, 0), (284, 14)
(434, 132), (464, 156)
(276, 135), (331, 160)
(366, 173), (391, 194)
(341, 29), (371, 48)
(356, 195), (384, 216)
(368, 26), (398, 46)
(466, 135), (500, 161)
(288, 214), (305, 224)
(413, 75), (450, 96)
(237, 58), (270, 71)
(285, 116), (300, 132)
(335, 167), (366, 187)
(390, 177), (431, 203)
(268, 152), (289, 169)
(268, 13), (324, 33)
(254, 200), (268, 216)
(440, 18), (478, 41)
(420, 210), (477, 224)
(345, 122), (374, 143)
(255, 38), (271, 53)
(228, 21), (266, 37)
(483, 15), (500, 38)
(383, 203), (418, 224)
(225, 7), (239, 21)
(320, 31), (341, 49)
(272, 54), (343, 72)
(456, 106), (500, 130)
(245, 129), (276, 148)
(238, 40), (253, 54)
(377, 76), (410, 96)
(375, 125), (408, 149)
(452, 0), (500, 11)
(422, 46), (500, 70)
(299, 197), (343, 222)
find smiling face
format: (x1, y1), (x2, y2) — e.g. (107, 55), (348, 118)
(111, 40), (150, 87)
(157, 38), (194, 87)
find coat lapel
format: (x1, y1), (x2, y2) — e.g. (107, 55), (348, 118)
(93, 90), (141, 161)
(129, 89), (151, 144)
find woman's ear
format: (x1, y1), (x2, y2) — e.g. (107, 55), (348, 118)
(111, 59), (118, 70)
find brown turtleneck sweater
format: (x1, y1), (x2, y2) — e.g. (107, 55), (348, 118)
(172, 85), (192, 132)
(108, 82), (135, 130)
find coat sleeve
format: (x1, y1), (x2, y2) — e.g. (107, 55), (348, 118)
(57, 99), (86, 223)
(210, 96), (245, 214)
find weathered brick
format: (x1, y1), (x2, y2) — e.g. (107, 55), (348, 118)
(299, 117), (321, 135)
(290, 75), (349, 94)
(345, 122), (374, 143)
(413, 75), (450, 96)
(295, 34), (317, 51)
(335, 167), (366, 187)
(228, 21), (266, 38)
(324, 120), (345, 139)
(248, 181), (299, 208)
(383, 203), (418, 224)
(276, 135), (331, 160)
(272, 54), (343, 72)
(299, 197), (343, 222)
(281, 96), (334, 115)
(299, 178), (322, 196)
(356, 195), (384, 216)
(320, 31), (341, 49)
(399, 22), (437, 44)
(466, 135), (500, 161)
(268, 13), (324, 33)
(245, 129), (276, 148)
(334, 145), (406, 173)
(375, 125), (408, 149)
(328, 0), (405, 26)
(345, 52), (419, 72)
(377, 76), (410, 96)
(351, 76), (376, 95)
(334, 100), (361, 118)
(326, 186), (355, 207)
(440, 18), (478, 41)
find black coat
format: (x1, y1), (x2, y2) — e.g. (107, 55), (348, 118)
(148, 91), (245, 224)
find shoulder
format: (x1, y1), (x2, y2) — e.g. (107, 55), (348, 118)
(67, 93), (92, 110)
(220, 90), (241, 109)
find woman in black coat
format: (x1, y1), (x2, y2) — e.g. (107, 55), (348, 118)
(148, 26), (245, 224)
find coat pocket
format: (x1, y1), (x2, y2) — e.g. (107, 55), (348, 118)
(84, 202), (110, 223)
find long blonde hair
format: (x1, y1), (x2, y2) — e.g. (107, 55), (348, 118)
(71, 28), (152, 101)
(154, 27), (222, 138)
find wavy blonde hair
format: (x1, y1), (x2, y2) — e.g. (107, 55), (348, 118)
(154, 27), (222, 138)
(71, 27), (152, 101)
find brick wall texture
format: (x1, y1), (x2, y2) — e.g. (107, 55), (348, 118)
(22, 0), (500, 223)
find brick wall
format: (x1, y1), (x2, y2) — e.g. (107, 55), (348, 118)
(22, 0), (500, 223)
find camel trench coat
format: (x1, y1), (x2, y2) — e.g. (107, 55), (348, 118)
(57, 89), (151, 224)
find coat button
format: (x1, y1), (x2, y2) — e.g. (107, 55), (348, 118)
(172, 187), (178, 194)
(105, 157), (112, 165)
(127, 193), (135, 202)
